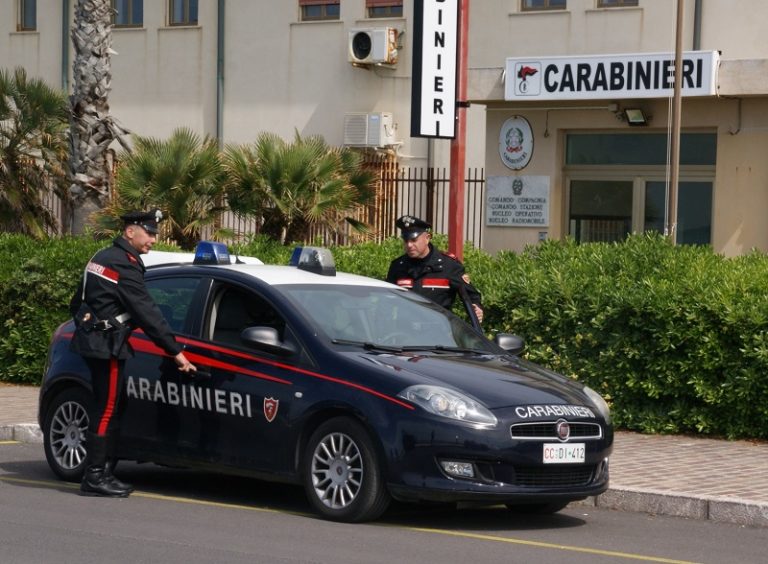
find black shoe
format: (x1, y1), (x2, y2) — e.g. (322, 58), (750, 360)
(104, 460), (134, 495)
(80, 466), (131, 498)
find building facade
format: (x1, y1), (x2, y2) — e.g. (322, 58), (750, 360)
(2, 1), (767, 256)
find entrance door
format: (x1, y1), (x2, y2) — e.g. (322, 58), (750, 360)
(568, 177), (713, 245)
(569, 180), (633, 243)
(644, 181), (713, 245)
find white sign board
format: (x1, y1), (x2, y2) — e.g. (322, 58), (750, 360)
(505, 51), (719, 101)
(411, 0), (458, 138)
(486, 176), (550, 227)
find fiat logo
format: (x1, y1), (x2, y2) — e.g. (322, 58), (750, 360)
(556, 419), (571, 441)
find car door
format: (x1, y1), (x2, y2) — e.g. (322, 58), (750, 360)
(185, 281), (312, 473)
(117, 275), (208, 459)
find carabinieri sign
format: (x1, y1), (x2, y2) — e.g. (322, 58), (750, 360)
(505, 51), (719, 101)
(411, 0), (459, 138)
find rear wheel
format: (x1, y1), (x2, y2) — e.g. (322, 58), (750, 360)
(42, 387), (91, 482)
(505, 501), (569, 514)
(302, 417), (390, 522)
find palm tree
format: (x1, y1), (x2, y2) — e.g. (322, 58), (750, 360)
(224, 132), (378, 244)
(68, 0), (130, 234)
(0, 67), (69, 238)
(96, 128), (230, 249)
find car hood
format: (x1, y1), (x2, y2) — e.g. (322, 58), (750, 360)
(345, 351), (593, 411)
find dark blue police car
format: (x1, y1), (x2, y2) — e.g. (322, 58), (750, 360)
(39, 243), (613, 522)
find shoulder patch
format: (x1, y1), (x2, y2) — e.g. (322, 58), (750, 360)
(441, 251), (462, 264)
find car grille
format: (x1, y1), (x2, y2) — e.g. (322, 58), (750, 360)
(509, 421), (602, 440)
(477, 463), (599, 488)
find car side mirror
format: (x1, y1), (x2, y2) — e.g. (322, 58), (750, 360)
(241, 326), (296, 357)
(494, 333), (525, 356)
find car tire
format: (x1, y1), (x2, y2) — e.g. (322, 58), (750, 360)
(302, 417), (390, 522)
(42, 387), (91, 482)
(505, 501), (570, 514)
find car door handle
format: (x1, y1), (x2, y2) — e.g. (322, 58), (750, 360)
(190, 369), (212, 380)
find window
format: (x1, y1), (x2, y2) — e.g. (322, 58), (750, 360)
(598, 0), (639, 7)
(521, 0), (566, 11)
(566, 133), (716, 245)
(18, 0), (36, 31)
(112, 0), (143, 27)
(299, 0), (340, 21)
(146, 277), (203, 333)
(367, 0), (403, 18)
(169, 0), (198, 26)
(211, 288), (285, 346)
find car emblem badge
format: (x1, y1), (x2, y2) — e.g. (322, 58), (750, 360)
(263, 397), (279, 423)
(556, 419), (570, 441)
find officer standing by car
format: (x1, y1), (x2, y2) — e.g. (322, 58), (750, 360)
(386, 215), (483, 324)
(69, 209), (196, 498)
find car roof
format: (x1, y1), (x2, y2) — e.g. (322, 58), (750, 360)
(143, 249), (264, 267)
(145, 250), (396, 289)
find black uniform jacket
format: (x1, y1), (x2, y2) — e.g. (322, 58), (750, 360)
(69, 237), (182, 360)
(386, 244), (482, 311)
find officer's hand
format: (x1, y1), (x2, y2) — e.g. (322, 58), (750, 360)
(473, 304), (484, 324)
(174, 352), (197, 373)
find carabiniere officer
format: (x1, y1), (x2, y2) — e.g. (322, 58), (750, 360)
(69, 209), (196, 498)
(386, 215), (484, 323)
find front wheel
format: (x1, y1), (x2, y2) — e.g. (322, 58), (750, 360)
(302, 417), (390, 522)
(42, 387), (91, 482)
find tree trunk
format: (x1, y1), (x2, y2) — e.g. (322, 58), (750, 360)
(68, 0), (129, 235)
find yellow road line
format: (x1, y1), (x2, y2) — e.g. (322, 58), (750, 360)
(0, 440), (20, 445)
(0, 475), (699, 564)
(401, 526), (699, 564)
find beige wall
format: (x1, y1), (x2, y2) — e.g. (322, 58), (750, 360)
(3, 1), (768, 254)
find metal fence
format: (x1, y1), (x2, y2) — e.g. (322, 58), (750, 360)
(44, 162), (486, 247)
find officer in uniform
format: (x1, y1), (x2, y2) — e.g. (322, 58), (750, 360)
(69, 209), (196, 497)
(386, 215), (483, 323)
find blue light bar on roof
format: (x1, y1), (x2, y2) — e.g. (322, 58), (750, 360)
(194, 241), (231, 265)
(290, 246), (336, 276)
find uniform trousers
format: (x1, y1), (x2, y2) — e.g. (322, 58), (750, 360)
(84, 357), (126, 466)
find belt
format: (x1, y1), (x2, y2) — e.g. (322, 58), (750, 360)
(115, 312), (131, 324)
(94, 313), (132, 331)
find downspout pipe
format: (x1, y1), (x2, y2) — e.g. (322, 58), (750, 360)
(693, 0), (702, 50)
(61, 0), (70, 91)
(216, 0), (225, 148)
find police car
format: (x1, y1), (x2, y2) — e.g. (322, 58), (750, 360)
(39, 242), (613, 522)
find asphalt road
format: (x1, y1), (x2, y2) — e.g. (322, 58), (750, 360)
(1, 442), (766, 564)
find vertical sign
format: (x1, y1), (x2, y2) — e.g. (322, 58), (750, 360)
(411, 0), (459, 138)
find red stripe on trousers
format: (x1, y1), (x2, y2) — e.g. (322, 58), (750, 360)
(97, 358), (119, 436)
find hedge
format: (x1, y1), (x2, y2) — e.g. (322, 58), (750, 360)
(1, 232), (766, 439)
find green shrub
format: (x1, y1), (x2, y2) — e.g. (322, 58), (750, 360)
(2, 232), (767, 439)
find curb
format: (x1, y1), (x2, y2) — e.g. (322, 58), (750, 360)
(0, 423), (42, 444)
(576, 487), (768, 529)
(3, 423), (767, 528)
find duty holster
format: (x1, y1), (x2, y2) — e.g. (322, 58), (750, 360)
(71, 309), (132, 359)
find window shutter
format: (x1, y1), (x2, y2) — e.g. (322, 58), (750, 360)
(299, 0), (340, 6)
(366, 0), (403, 6)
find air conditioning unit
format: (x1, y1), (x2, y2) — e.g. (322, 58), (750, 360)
(343, 112), (397, 147)
(348, 27), (398, 65)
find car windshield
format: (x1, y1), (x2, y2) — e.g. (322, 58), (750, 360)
(279, 284), (497, 353)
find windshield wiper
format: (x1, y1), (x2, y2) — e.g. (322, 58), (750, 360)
(400, 345), (491, 355)
(331, 339), (403, 352)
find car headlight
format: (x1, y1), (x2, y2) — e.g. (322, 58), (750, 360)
(398, 385), (497, 427)
(583, 385), (611, 424)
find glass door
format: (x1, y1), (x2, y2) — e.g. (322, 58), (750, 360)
(568, 180), (633, 243)
(644, 181), (713, 244)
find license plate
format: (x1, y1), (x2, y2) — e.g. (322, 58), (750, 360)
(543, 443), (585, 464)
